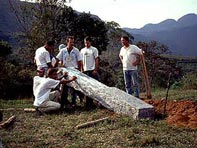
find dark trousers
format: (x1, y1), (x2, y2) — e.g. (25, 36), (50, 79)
(83, 70), (99, 108)
(60, 84), (77, 110)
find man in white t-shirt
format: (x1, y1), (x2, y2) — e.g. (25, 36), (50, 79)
(55, 36), (82, 109)
(119, 36), (142, 98)
(33, 68), (77, 113)
(80, 36), (99, 77)
(34, 40), (55, 74)
(80, 36), (99, 108)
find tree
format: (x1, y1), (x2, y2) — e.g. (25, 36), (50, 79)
(0, 41), (13, 98)
(0, 40), (12, 56)
(9, 0), (109, 57)
(73, 13), (108, 54)
(0, 40), (34, 99)
(4, 0), (110, 98)
(137, 41), (178, 88)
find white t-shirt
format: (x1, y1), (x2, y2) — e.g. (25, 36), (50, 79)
(80, 46), (98, 71)
(33, 76), (60, 106)
(119, 44), (142, 70)
(56, 47), (82, 68)
(34, 46), (51, 68)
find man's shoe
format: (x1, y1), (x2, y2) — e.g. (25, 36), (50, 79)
(35, 107), (44, 116)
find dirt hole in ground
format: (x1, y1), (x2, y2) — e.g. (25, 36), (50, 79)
(145, 99), (197, 129)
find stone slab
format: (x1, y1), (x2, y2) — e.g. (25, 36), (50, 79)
(62, 67), (155, 119)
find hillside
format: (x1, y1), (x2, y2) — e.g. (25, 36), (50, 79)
(1, 0), (197, 56)
(0, 0), (23, 46)
(0, 0), (21, 34)
(124, 13), (197, 56)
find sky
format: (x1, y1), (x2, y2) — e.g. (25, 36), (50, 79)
(21, 0), (197, 29)
(66, 0), (197, 28)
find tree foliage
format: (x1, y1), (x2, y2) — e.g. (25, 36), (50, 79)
(3, 0), (188, 99)
(2, 0), (109, 98)
(9, 0), (108, 57)
(137, 41), (179, 88)
(0, 40), (12, 56)
(73, 13), (108, 54)
(0, 40), (35, 99)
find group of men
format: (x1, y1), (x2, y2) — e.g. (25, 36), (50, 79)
(33, 36), (99, 113)
(33, 35), (143, 114)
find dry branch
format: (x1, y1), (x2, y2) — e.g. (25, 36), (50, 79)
(0, 108), (24, 111)
(24, 108), (36, 112)
(0, 115), (16, 129)
(75, 117), (109, 129)
(0, 108), (36, 112)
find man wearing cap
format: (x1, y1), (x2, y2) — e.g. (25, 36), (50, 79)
(58, 44), (66, 51)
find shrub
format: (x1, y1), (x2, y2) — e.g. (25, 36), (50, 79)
(181, 73), (197, 90)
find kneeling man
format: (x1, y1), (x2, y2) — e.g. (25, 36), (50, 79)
(33, 68), (76, 113)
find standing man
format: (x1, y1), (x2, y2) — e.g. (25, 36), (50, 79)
(55, 36), (82, 109)
(34, 40), (55, 74)
(119, 36), (142, 98)
(80, 36), (99, 108)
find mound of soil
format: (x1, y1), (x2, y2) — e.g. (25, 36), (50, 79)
(145, 99), (197, 129)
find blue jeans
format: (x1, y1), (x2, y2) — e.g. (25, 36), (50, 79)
(123, 70), (139, 98)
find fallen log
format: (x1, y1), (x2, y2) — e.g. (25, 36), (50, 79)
(75, 117), (109, 129)
(0, 115), (16, 129)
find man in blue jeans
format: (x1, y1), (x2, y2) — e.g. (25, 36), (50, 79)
(119, 36), (142, 98)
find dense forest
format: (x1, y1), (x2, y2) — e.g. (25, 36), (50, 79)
(0, 0), (196, 99)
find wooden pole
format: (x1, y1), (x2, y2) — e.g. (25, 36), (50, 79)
(141, 51), (152, 99)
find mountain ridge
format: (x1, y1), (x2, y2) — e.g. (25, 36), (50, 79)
(123, 13), (197, 56)
(0, 0), (196, 56)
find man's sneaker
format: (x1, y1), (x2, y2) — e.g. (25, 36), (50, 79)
(35, 107), (44, 116)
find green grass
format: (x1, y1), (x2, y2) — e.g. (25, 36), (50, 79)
(0, 89), (197, 148)
(141, 88), (197, 101)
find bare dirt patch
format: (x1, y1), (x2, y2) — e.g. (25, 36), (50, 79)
(145, 99), (197, 129)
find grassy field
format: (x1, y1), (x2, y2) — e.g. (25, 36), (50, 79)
(0, 89), (197, 148)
